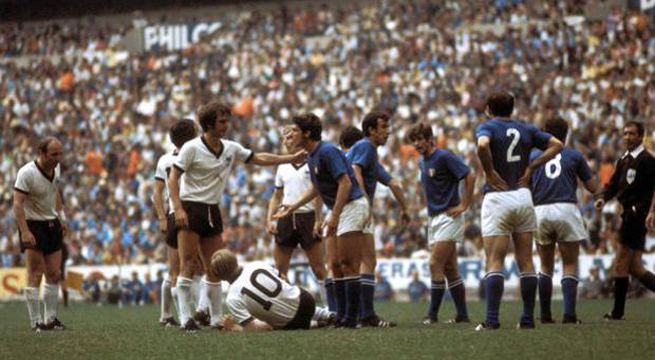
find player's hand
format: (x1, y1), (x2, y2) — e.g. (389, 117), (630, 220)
(323, 214), (338, 238)
(647, 211), (655, 230)
(159, 217), (168, 233)
(272, 205), (293, 220)
(594, 199), (605, 211)
(61, 221), (69, 237)
(486, 170), (508, 191)
(445, 204), (466, 218)
(267, 219), (278, 235)
(21, 230), (36, 247)
(399, 210), (410, 228)
(518, 168), (532, 188)
(174, 209), (189, 228)
(220, 315), (241, 331)
(291, 149), (308, 163)
(313, 220), (322, 238)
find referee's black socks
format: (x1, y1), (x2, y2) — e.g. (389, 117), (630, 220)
(612, 277), (629, 319)
(637, 271), (655, 292)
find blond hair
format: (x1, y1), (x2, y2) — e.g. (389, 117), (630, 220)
(210, 249), (239, 280)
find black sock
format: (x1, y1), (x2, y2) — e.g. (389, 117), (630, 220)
(637, 271), (655, 292)
(538, 273), (552, 320)
(612, 277), (629, 319)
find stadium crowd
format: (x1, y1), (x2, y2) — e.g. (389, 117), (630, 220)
(1, 0), (655, 269)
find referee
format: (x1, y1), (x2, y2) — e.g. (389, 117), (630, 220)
(595, 121), (655, 320)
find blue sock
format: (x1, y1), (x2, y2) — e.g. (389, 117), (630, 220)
(448, 277), (468, 318)
(428, 279), (446, 319)
(538, 272), (553, 320)
(360, 273), (375, 319)
(520, 273), (538, 324)
(325, 278), (337, 313)
(335, 278), (346, 321)
(345, 277), (361, 324)
(485, 272), (504, 325)
(561, 275), (579, 318)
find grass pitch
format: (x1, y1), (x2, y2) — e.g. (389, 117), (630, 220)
(1, 299), (654, 360)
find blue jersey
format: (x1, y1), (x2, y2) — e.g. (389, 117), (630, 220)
(530, 148), (593, 205)
(419, 149), (470, 216)
(345, 138), (394, 200)
(475, 119), (551, 193)
(346, 138), (379, 201)
(308, 142), (363, 210)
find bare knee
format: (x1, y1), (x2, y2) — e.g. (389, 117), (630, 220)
(45, 268), (61, 284)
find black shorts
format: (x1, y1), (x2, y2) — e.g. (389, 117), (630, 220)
(19, 219), (64, 255)
(275, 212), (320, 250)
(181, 201), (223, 238)
(165, 213), (180, 249)
(281, 288), (316, 330)
(619, 208), (647, 251)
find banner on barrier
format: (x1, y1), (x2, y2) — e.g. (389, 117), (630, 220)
(2, 255), (655, 299)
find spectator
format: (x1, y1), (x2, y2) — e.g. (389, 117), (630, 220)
(407, 271), (429, 303)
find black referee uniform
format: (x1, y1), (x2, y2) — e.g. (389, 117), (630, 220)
(600, 144), (655, 320)
(601, 146), (655, 251)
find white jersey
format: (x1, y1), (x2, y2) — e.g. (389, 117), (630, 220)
(274, 163), (314, 213)
(154, 151), (178, 214)
(14, 161), (61, 221)
(226, 262), (301, 328)
(174, 137), (253, 204)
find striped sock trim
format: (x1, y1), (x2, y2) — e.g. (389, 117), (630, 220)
(325, 278), (334, 285)
(485, 272), (505, 280)
(538, 272), (552, 278)
(360, 279), (376, 286)
(447, 278), (464, 289)
(342, 276), (361, 281)
(561, 275), (580, 283)
(204, 280), (222, 287)
(520, 272), (538, 279)
(431, 280), (447, 289)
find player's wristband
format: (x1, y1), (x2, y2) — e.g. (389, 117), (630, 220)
(58, 210), (67, 222)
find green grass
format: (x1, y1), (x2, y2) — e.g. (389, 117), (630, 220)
(1, 299), (654, 360)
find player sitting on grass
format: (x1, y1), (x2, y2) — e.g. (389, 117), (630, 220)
(211, 249), (333, 331)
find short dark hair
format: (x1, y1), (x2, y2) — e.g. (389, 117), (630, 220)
(37, 136), (59, 154)
(544, 116), (568, 143)
(170, 119), (198, 149)
(486, 91), (514, 117)
(362, 110), (390, 137)
(292, 113), (322, 141)
(407, 123), (433, 142)
(198, 101), (232, 132)
(339, 125), (364, 149)
(624, 121), (645, 137)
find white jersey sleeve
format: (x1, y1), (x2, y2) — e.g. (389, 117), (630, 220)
(226, 297), (254, 325)
(274, 166), (283, 188)
(14, 166), (32, 194)
(155, 155), (168, 181)
(233, 141), (253, 163)
(174, 141), (196, 172)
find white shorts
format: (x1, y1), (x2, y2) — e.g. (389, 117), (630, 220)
(325, 197), (369, 237)
(534, 203), (587, 245)
(427, 213), (464, 246)
(363, 221), (374, 235)
(481, 188), (537, 237)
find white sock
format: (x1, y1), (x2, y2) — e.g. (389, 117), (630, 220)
(205, 280), (223, 325)
(312, 306), (332, 322)
(25, 287), (42, 327)
(197, 275), (210, 313)
(176, 277), (194, 325)
(317, 280), (327, 307)
(190, 275), (202, 310)
(160, 275), (172, 320)
(42, 282), (59, 323)
(171, 286), (180, 319)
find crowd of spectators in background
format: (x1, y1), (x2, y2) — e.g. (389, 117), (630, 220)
(1, 0), (655, 270)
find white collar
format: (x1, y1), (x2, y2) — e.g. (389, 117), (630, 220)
(623, 144), (644, 159)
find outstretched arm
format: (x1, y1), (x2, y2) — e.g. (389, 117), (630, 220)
(249, 150), (307, 166)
